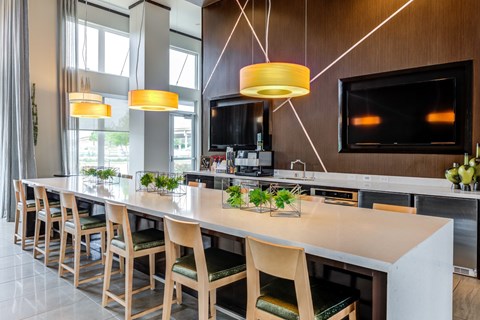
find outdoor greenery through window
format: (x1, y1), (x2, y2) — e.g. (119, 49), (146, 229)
(78, 21), (129, 76)
(78, 97), (129, 173)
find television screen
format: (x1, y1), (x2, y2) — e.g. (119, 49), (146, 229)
(209, 97), (270, 151)
(339, 61), (472, 154)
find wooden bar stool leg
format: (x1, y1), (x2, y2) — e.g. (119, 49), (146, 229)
(74, 234), (81, 287)
(102, 250), (114, 307)
(33, 217), (41, 259)
(58, 229), (68, 277)
(176, 283), (183, 305)
(13, 208), (20, 245)
(44, 221), (52, 265)
(209, 289), (217, 319)
(161, 269), (175, 320)
(198, 285), (209, 320)
(85, 234), (91, 257)
(100, 231), (105, 265)
(125, 257), (134, 320)
(149, 253), (155, 290)
(21, 211), (28, 250)
(119, 256), (125, 275)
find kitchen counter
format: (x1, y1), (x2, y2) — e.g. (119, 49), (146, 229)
(23, 177), (453, 320)
(186, 170), (480, 200)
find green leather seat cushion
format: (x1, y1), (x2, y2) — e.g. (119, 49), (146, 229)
(65, 216), (106, 230)
(38, 208), (89, 218)
(172, 247), (246, 282)
(22, 199), (60, 208)
(111, 228), (165, 251)
(256, 277), (359, 320)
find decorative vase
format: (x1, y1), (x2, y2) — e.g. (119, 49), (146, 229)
(469, 143), (480, 191)
(445, 162), (461, 190)
(269, 183), (302, 218)
(458, 153), (474, 191)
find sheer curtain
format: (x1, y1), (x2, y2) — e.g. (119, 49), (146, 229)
(58, 0), (79, 175)
(0, 0), (37, 221)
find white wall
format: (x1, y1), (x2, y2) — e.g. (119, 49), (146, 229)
(29, 0), (61, 178)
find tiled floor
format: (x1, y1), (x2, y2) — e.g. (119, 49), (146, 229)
(0, 219), (235, 320)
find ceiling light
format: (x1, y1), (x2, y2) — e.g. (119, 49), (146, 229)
(70, 102), (112, 118)
(128, 90), (179, 111)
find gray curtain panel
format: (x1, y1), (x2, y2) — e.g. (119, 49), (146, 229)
(0, 0), (38, 221)
(58, 0), (79, 175)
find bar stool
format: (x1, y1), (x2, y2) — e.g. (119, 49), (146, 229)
(58, 192), (107, 287)
(162, 216), (247, 320)
(372, 203), (417, 214)
(245, 236), (359, 320)
(13, 180), (38, 250)
(102, 201), (165, 320)
(32, 185), (85, 265)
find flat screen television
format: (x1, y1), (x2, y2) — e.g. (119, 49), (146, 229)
(338, 61), (472, 154)
(209, 95), (271, 151)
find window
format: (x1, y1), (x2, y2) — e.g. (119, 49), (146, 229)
(78, 96), (130, 173)
(78, 21), (129, 77)
(169, 47), (198, 89)
(170, 102), (196, 173)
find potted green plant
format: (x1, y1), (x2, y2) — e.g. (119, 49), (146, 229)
(224, 185), (244, 208)
(239, 184), (272, 213)
(96, 168), (118, 184)
(155, 175), (169, 191)
(270, 184), (302, 217)
(136, 172), (157, 192)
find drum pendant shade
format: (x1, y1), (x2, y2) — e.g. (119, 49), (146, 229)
(128, 90), (179, 111)
(70, 102), (112, 118)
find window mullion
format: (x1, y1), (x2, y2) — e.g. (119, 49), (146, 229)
(98, 28), (105, 73)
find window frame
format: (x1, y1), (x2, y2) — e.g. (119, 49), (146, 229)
(169, 101), (197, 173)
(169, 46), (199, 90)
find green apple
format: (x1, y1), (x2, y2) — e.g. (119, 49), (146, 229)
(469, 157), (480, 181)
(445, 167), (460, 184)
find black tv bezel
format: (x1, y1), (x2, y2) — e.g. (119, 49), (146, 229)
(208, 94), (272, 152)
(338, 60), (473, 154)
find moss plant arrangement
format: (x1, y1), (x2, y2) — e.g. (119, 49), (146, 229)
(248, 188), (272, 207)
(226, 185), (244, 208)
(273, 188), (296, 209)
(140, 172), (155, 188)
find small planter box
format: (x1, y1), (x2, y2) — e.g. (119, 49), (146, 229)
(136, 171), (159, 192)
(156, 172), (186, 197)
(221, 178), (248, 209)
(240, 181), (272, 214)
(269, 183), (302, 218)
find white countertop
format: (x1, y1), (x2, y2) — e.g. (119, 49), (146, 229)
(186, 170), (480, 200)
(23, 177), (452, 273)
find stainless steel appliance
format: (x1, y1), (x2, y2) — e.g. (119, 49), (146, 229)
(234, 150), (273, 177)
(310, 188), (358, 207)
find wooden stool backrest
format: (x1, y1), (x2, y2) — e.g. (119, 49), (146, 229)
(372, 203), (417, 214)
(33, 186), (50, 220)
(105, 201), (132, 254)
(188, 181), (206, 188)
(245, 236), (314, 319)
(163, 216), (208, 284)
(13, 180), (26, 205)
(60, 192), (81, 230)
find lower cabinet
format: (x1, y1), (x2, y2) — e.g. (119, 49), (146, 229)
(415, 195), (478, 277)
(358, 190), (412, 209)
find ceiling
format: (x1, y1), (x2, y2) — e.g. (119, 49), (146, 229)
(89, 0), (204, 38)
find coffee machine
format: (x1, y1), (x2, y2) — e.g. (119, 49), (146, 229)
(234, 151), (274, 177)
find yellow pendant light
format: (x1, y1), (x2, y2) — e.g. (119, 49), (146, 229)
(70, 102), (112, 118)
(69, 1), (111, 119)
(128, 1), (178, 112)
(240, 62), (310, 98)
(128, 89), (178, 111)
(239, 0), (310, 99)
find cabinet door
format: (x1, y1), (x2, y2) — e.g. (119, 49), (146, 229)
(415, 195), (477, 275)
(358, 190), (411, 208)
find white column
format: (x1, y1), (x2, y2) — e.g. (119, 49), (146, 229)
(129, 2), (171, 174)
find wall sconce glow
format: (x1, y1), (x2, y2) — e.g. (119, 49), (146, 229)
(426, 111), (455, 123)
(68, 92), (103, 104)
(351, 116), (381, 126)
(70, 102), (112, 118)
(240, 62), (310, 98)
(128, 90), (179, 111)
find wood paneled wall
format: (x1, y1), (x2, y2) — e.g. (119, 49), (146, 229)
(202, 0), (480, 178)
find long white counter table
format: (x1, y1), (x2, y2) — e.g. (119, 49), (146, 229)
(23, 177), (453, 320)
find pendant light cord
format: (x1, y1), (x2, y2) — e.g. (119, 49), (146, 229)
(81, 0), (88, 93)
(135, 0), (146, 89)
(265, 0), (271, 62)
(305, 0), (307, 67)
